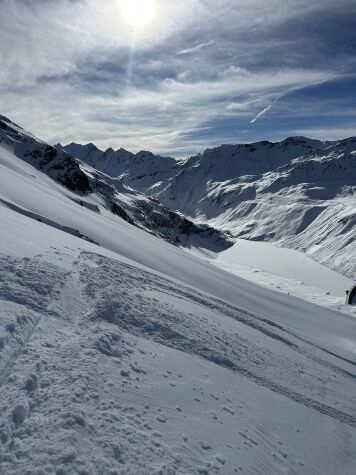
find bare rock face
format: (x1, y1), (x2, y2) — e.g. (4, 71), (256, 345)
(24, 146), (91, 194)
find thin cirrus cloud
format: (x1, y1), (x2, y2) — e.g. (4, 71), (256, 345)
(0, 0), (355, 156)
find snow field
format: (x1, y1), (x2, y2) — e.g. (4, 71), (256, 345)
(0, 244), (355, 474)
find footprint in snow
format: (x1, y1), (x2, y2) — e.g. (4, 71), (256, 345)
(215, 453), (226, 465)
(12, 403), (28, 427)
(25, 373), (38, 392)
(199, 440), (212, 450)
(156, 414), (167, 423)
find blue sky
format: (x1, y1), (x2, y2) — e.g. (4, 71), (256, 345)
(0, 0), (355, 156)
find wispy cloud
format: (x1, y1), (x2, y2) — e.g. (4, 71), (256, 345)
(0, 0), (355, 156)
(176, 40), (215, 56)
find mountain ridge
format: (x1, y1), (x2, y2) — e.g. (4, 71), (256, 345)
(0, 115), (232, 252)
(59, 130), (356, 279)
(1, 113), (355, 278)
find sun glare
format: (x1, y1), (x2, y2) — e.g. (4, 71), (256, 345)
(119, 0), (157, 29)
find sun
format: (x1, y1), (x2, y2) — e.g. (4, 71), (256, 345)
(119, 0), (157, 29)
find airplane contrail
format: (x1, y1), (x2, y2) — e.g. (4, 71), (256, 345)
(250, 97), (280, 124)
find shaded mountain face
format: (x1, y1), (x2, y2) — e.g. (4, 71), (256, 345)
(0, 116), (232, 252)
(57, 142), (181, 194)
(63, 135), (356, 279)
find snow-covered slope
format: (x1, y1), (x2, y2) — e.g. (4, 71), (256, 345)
(0, 115), (231, 252)
(65, 136), (356, 279)
(1, 149), (356, 473)
(207, 239), (355, 317)
(153, 139), (356, 279)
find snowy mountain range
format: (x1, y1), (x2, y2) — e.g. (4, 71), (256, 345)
(1, 115), (355, 474)
(0, 116), (231, 252)
(60, 135), (356, 279)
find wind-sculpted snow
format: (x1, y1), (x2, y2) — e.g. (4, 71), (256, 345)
(0, 249), (355, 474)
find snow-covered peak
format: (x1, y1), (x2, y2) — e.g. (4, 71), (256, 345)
(59, 142), (180, 192)
(281, 136), (323, 147)
(147, 138), (356, 279)
(1, 114), (355, 277)
(56, 131), (356, 278)
(61, 136), (343, 197)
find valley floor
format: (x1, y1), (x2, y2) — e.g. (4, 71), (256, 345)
(206, 239), (356, 318)
(0, 208), (356, 475)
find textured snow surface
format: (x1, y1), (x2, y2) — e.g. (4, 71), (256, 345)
(0, 182), (356, 473)
(0, 222), (355, 474)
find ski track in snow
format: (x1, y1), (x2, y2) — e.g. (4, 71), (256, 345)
(0, 249), (355, 474)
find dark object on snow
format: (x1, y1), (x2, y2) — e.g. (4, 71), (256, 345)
(345, 284), (356, 305)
